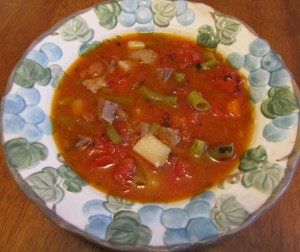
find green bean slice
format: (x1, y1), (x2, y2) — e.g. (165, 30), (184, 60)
(139, 86), (178, 107)
(106, 125), (121, 144)
(191, 139), (207, 157)
(188, 91), (211, 112)
(208, 143), (235, 161)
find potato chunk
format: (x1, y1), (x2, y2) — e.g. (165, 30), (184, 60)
(129, 49), (157, 64)
(132, 135), (171, 167)
(127, 41), (145, 50)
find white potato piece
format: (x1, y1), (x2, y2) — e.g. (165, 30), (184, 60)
(118, 60), (132, 71)
(129, 49), (157, 64)
(132, 134), (171, 167)
(127, 41), (145, 50)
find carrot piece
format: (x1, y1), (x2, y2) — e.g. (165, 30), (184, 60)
(227, 99), (241, 117)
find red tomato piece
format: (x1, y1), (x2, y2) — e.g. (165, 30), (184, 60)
(114, 158), (136, 189)
(91, 154), (115, 169)
(160, 45), (202, 69)
(114, 121), (140, 148)
(94, 136), (116, 153)
(173, 159), (192, 179)
(106, 72), (133, 93)
(212, 72), (243, 95)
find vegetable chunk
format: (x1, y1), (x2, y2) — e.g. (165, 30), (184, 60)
(129, 49), (157, 64)
(132, 135), (171, 167)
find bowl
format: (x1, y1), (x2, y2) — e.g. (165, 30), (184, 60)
(1, 0), (300, 250)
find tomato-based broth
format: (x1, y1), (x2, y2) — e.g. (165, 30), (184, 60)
(51, 33), (255, 203)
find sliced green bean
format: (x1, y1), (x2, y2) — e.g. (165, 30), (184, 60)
(106, 125), (121, 144)
(208, 143), (235, 161)
(201, 58), (220, 69)
(139, 86), (178, 107)
(191, 139), (207, 157)
(188, 91), (211, 112)
(196, 50), (220, 70)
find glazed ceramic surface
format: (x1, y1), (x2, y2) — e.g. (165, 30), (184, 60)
(1, 0), (300, 250)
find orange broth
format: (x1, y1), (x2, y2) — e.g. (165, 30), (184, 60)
(51, 33), (255, 203)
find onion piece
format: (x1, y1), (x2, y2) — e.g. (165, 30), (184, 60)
(155, 68), (174, 82)
(75, 135), (93, 149)
(80, 62), (104, 79)
(157, 127), (180, 147)
(97, 98), (118, 123)
(138, 122), (150, 137)
(82, 77), (107, 93)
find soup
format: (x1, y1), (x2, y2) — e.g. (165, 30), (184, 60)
(51, 33), (255, 203)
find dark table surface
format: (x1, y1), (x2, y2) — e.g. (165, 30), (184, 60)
(0, 0), (299, 251)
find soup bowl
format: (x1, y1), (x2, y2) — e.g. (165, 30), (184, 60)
(1, 0), (300, 250)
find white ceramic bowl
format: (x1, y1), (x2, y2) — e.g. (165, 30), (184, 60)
(1, 1), (299, 250)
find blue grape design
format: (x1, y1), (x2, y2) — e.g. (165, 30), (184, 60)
(137, 191), (222, 246)
(95, 0), (195, 32)
(227, 38), (299, 142)
(3, 87), (52, 142)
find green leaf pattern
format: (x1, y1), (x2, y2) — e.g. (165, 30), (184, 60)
(25, 164), (87, 204)
(197, 14), (242, 48)
(14, 59), (52, 88)
(58, 165), (87, 192)
(59, 16), (94, 42)
(106, 211), (152, 245)
(104, 195), (134, 214)
(197, 25), (220, 48)
(4, 138), (48, 170)
(211, 195), (249, 231)
(239, 145), (267, 172)
(238, 146), (284, 193)
(94, 1), (121, 29)
(261, 87), (299, 119)
(25, 167), (64, 204)
(215, 16), (242, 45)
(151, 0), (177, 27)
(243, 163), (284, 194)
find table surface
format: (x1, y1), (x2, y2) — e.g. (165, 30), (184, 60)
(0, 0), (299, 251)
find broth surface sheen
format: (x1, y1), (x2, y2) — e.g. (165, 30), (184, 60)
(51, 33), (255, 203)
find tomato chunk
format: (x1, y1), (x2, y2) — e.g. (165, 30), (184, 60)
(106, 71), (133, 93)
(212, 71), (243, 95)
(160, 45), (202, 69)
(114, 158), (136, 189)
(94, 136), (115, 153)
(173, 158), (192, 179)
(91, 154), (115, 169)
